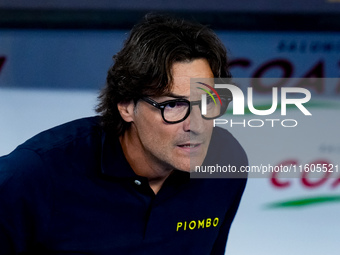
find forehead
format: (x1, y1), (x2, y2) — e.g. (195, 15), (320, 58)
(170, 59), (214, 96)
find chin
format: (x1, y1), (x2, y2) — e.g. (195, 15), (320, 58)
(171, 148), (207, 172)
(174, 157), (205, 172)
(174, 161), (191, 172)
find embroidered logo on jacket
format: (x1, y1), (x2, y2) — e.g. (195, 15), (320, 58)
(176, 217), (219, 231)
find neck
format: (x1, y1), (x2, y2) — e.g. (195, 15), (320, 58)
(119, 129), (173, 194)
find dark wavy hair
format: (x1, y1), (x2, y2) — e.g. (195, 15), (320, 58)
(96, 14), (230, 135)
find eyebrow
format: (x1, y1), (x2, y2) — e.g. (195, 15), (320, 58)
(163, 93), (189, 99)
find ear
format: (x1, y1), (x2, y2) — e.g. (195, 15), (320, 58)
(117, 100), (135, 123)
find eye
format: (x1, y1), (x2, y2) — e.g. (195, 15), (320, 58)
(166, 101), (177, 109)
(206, 97), (213, 104)
(164, 101), (188, 110)
(206, 96), (217, 105)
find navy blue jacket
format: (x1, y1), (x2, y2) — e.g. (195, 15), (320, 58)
(0, 116), (247, 255)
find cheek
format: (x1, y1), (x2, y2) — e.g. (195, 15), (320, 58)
(150, 128), (184, 157)
(151, 126), (180, 144)
(134, 106), (162, 133)
(137, 116), (178, 146)
(199, 120), (214, 138)
(207, 123), (214, 136)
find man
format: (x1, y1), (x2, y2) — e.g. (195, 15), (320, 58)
(0, 14), (247, 254)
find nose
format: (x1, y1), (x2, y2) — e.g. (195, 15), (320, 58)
(182, 104), (206, 133)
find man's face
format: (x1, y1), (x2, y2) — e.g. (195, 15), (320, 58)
(126, 58), (214, 172)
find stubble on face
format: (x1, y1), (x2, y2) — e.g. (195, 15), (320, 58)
(121, 59), (215, 179)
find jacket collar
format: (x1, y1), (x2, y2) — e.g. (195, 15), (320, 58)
(101, 132), (138, 178)
(100, 131), (189, 184)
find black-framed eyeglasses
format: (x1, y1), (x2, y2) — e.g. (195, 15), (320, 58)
(140, 95), (232, 124)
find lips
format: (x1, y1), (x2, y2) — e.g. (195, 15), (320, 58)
(177, 142), (203, 153)
(177, 143), (200, 148)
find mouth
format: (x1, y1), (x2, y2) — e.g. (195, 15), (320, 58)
(177, 142), (202, 154)
(177, 143), (200, 148)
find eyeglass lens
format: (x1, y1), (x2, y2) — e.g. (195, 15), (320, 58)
(162, 97), (226, 122)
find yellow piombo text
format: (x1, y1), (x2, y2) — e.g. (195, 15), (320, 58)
(176, 217), (219, 231)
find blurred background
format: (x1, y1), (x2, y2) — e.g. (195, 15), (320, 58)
(0, 1), (339, 254)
